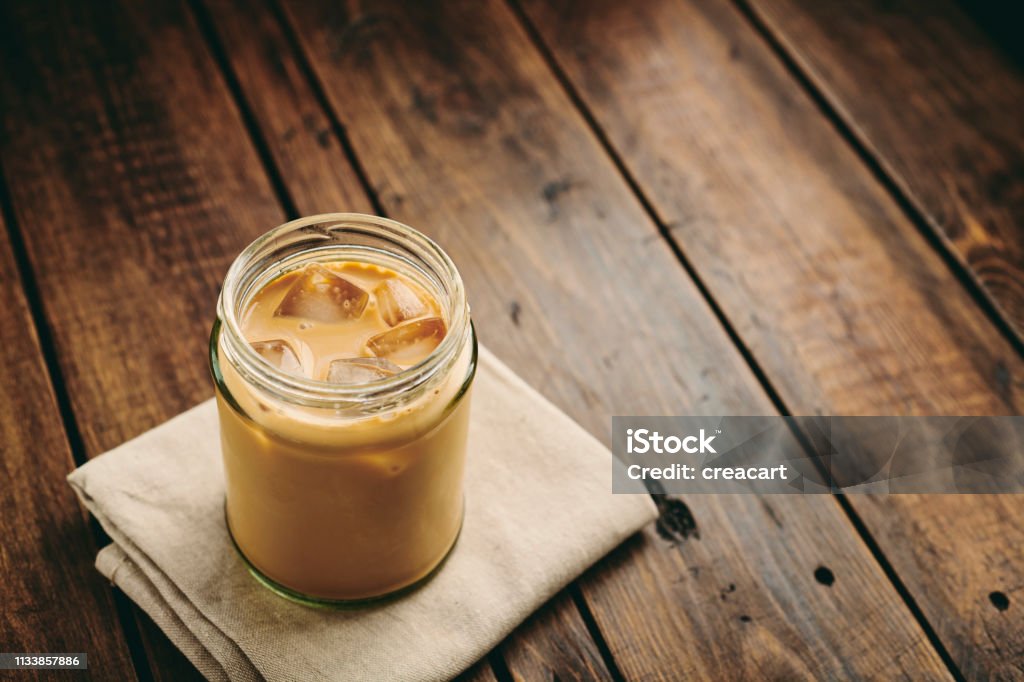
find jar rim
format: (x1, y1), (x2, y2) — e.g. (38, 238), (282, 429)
(214, 213), (470, 408)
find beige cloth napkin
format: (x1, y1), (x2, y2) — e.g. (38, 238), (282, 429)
(68, 347), (656, 682)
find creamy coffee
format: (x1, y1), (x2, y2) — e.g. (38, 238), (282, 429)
(243, 262), (446, 380)
(214, 253), (473, 603)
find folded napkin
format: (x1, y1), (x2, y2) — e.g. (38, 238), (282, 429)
(69, 347), (656, 682)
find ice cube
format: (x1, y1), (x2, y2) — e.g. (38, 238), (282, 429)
(251, 339), (303, 375)
(327, 357), (403, 384)
(367, 317), (446, 366)
(374, 277), (429, 327)
(274, 264), (369, 323)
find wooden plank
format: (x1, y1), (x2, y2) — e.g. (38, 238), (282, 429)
(190, 0), (373, 218)
(0, 1), (285, 680)
(496, 591), (613, 681)
(743, 0), (1024, 341)
(190, 0), (374, 217)
(0, 221), (138, 678)
(517, 0), (1024, 677)
(215, 0), (948, 677)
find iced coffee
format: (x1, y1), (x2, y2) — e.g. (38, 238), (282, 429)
(211, 214), (475, 604)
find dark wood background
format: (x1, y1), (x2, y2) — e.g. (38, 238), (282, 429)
(1, 0), (1022, 680)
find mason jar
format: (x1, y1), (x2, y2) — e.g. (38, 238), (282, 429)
(210, 213), (476, 605)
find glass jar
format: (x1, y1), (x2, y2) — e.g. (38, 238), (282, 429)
(210, 213), (476, 605)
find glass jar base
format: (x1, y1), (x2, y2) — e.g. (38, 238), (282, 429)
(225, 503), (465, 609)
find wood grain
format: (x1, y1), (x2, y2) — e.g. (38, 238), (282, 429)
(496, 591), (613, 681)
(744, 0), (1024, 341)
(517, 0), (1024, 677)
(217, 0), (947, 677)
(193, 0), (374, 217)
(0, 222), (138, 679)
(0, 0), (284, 680)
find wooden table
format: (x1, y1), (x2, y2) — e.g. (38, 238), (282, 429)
(2, 0), (1021, 679)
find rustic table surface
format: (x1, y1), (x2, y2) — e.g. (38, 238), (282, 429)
(2, 0), (1022, 680)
